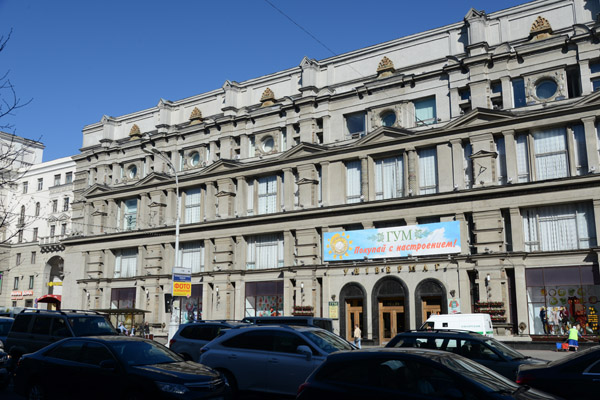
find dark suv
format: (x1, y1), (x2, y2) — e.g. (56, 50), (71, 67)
(169, 320), (247, 362)
(241, 316), (334, 332)
(5, 309), (117, 364)
(385, 329), (547, 380)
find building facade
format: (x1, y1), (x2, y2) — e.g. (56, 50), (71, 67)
(63, 0), (600, 343)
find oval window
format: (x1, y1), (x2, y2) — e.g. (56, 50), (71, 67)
(381, 111), (396, 127)
(190, 152), (200, 166)
(262, 137), (274, 153)
(128, 165), (137, 179)
(535, 79), (557, 100)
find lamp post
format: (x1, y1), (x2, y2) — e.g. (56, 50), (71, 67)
(143, 147), (181, 342)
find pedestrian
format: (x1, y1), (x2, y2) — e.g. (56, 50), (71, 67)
(353, 323), (362, 349)
(130, 324), (136, 337)
(144, 322), (150, 338)
(118, 321), (127, 336)
(568, 323), (580, 351)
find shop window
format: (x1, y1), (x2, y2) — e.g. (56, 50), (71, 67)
(512, 78), (526, 108)
(345, 112), (366, 138)
(246, 234), (284, 270)
(184, 187), (201, 223)
(375, 156), (403, 200)
(522, 202), (596, 252)
(345, 160), (362, 203)
(179, 241), (205, 273)
(245, 281), (284, 317)
(418, 147), (437, 194)
(180, 284), (203, 323)
(414, 97), (436, 125)
(122, 198), (137, 230)
(114, 248), (138, 278)
(111, 287), (135, 309)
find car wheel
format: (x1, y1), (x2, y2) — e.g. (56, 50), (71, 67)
(28, 382), (45, 400)
(219, 369), (238, 397)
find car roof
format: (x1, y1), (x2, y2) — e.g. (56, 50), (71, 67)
(180, 320), (246, 327)
(325, 348), (460, 362)
(227, 323), (325, 333)
(0, 317), (14, 321)
(62, 335), (155, 343)
(17, 309), (108, 318)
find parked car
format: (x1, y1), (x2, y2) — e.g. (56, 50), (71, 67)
(516, 345), (600, 399)
(5, 309), (117, 364)
(241, 316), (334, 332)
(0, 317), (14, 348)
(0, 347), (10, 390)
(297, 348), (563, 400)
(200, 324), (354, 396)
(385, 329), (547, 380)
(13, 336), (230, 400)
(169, 320), (247, 362)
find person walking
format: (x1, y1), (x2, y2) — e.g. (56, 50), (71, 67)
(568, 323), (580, 351)
(353, 324), (362, 349)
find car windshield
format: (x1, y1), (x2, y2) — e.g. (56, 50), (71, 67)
(482, 339), (524, 360)
(301, 329), (354, 354)
(438, 355), (521, 392)
(111, 340), (183, 366)
(68, 317), (117, 336)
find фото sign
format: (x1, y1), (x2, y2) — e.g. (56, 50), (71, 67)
(172, 274), (192, 297)
(323, 221), (461, 262)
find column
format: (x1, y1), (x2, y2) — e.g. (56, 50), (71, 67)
(503, 130), (517, 183)
(406, 148), (417, 195)
(360, 156), (369, 201)
(450, 139), (464, 190)
(582, 117), (599, 173)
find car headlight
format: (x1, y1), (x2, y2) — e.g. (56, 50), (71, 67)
(156, 382), (189, 395)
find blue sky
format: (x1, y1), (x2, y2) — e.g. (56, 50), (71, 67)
(0, 0), (526, 162)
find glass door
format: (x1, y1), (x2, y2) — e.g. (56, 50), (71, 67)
(346, 299), (363, 342)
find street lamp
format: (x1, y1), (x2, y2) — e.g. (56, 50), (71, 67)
(143, 147), (181, 341)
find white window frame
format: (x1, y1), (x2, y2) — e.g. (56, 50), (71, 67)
(346, 160), (362, 203)
(533, 127), (569, 181)
(418, 148), (438, 194)
(184, 188), (202, 224)
(123, 198), (137, 231)
(375, 156), (404, 200)
(257, 175), (278, 214)
(114, 248), (138, 278)
(179, 241), (205, 273)
(246, 234), (284, 270)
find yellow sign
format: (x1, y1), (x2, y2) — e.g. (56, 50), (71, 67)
(48, 282), (63, 287)
(329, 301), (339, 319)
(173, 281), (192, 297)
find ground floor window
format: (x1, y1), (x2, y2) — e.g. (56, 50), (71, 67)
(180, 284), (203, 323)
(111, 287), (135, 309)
(245, 281), (283, 317)
(526, 266), (600, 335)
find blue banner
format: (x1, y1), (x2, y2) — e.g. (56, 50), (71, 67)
(323, 221), (461, 262)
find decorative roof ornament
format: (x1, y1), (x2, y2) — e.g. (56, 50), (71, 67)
(129, 124), (142, 140)
(530, 16), (552, 41)
(260, 87), (276, 107)
(377, 56), (395, 78)
(189, 107), (203, 124)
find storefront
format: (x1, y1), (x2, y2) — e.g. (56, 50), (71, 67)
(245, 281), (283, 317)
(180, 284), (203, 323)
(526, 266), (600, 335)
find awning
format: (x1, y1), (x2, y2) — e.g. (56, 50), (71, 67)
(37, 294), (62, 303)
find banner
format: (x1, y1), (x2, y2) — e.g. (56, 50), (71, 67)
(323, 221), (461, 262)
(172, 274), (191, 297)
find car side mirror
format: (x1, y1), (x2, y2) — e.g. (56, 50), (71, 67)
(99, 359), (118, 370)
(296, 345), (312, 361)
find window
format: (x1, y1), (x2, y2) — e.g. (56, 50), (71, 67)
(345, 112), (366, 138)
(512, 78), (526, 108)
(590, 61), (600, 92)
(31, 251), (36, 264)
(35, 202), (40, 216)
(375, 156), (404, 199)
(16, 253), (21, 265)
(114, 248), (138, 278)
(418, 148), (438, 194)
(61, 223), (67, 236)
(516, 134), (530, 182)
(111, 287), (136, 309)
(179, 241), (205, 273)
(249, 136), (256, 158)
(33, 228), (38, 241)
(190, 152), (200, 167)
(52, 199), (58, 213)
(37, 178), (43, 191)
(184, 188), (201, 223)
(381, 111), (396, 127)
(495, 137), (507, 184)
(123, 199), (137, 230)
(13, 277), (19, 290)
(246, 234), (284, 270)
(128, 165), (137, 179)
(261, 136), (275, 153)
(491, 81), (503, 109)
(345, 160), (362, 203)
(63, 197), (70, 211)
(533, 127), (568, 180)
(523, 202), (596, 252)
(54, 174), (61, 186)
(17, 230), (23, 243)
(19, 205), (25, 225)
(257, 175), (278, 214)
(22, 181), (28, 194)
(414, 97), (436, 125)
(535, 79), (558, 100)
(65, 172), (73, 184)
(50, 225), (56, 237)
(28, 275), (34, 289)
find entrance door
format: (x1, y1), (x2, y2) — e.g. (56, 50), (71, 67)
(379, 298), (404, 344)
(422, 297), (442, 323)
(346, 299), (363, 342)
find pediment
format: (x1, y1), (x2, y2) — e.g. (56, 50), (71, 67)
(57, 213), (70, 221)
(148, 201), (166, 208)
(471, 149), (498, 159)
(444, 108), (513, 130)
(355, 126), (414, 146)
(297, 177), (318, 185)
(279, 142), (327, 160)
(573, 89), (600, 107)
(134, 172), (172, 186)
(202, 159), (240, 174)
(81, 183), (112, 197)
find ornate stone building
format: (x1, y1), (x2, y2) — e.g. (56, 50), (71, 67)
(63, 0), (600, 343)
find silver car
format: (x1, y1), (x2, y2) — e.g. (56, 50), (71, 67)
(199, 324), (354, 396)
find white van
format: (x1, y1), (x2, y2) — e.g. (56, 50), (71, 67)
(420, 313), (494, 337)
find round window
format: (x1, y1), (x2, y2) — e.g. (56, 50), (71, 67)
(190, 152), (200, 166)
(381, 111), (396, 127)
(128, 165), (137, 179)
(262, 137), (274, 153)
(535, 79), (558, 100)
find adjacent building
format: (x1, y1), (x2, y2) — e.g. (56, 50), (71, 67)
(62, 0), (600, 343)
